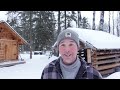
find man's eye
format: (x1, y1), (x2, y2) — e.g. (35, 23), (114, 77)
(61, 44), (65, 46)
(69, 44), (73, 46)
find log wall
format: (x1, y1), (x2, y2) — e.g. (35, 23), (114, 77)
(79, 48), (120, 76)
(0, 39), (18, 62)
(92, 49), (120, 76)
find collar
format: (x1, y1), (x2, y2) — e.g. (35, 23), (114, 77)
(54, 57), (88, 79)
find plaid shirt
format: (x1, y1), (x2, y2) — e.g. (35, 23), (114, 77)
(41, 57), (102, 79)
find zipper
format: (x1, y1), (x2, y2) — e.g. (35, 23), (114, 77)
(59, 72), (64, 79)
(56, 69), (64, 79)
(54, 65), (64, 79)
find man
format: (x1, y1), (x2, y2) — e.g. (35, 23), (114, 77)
(41, 29), (102, 79)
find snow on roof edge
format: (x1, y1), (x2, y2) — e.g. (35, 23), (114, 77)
(67, 27), (120, 49)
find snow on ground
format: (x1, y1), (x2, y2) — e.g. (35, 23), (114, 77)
(104, 72), (120, 79)
(0, 53), (120, 79)
(0, 53), (58, 79)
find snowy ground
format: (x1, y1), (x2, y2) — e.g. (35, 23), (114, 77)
(0, 53), (119, 79)
(0, 53), (58, 79)
(104, 72), (120, 79)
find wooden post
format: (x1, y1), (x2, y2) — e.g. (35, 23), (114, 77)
(92, 51), (98, 69)
(87, 48), (91, 63)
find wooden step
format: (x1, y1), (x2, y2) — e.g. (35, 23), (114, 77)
(0, 60), (26, 68)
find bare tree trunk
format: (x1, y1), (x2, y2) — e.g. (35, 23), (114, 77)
(78, 11), (81, 28)
(112, 11), (115, 35)
(58, 11), (61, 36)
(64, 11), (67, 29)
(117, 11), (120, 37)
(92, 11), (95, 30)
(99, 11), (104, 31)
(29, 11), (32, 59)
(108, 11), (111, 33)
(117, 12), (119, 36)
(119, 11), (120, 36)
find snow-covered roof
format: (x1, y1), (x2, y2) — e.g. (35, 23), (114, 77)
(67, 28), (120, 49)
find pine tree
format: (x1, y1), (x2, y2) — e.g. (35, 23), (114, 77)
(60, 11), (77, 30)
(67, 19), (72, 28)
(81, 17), (90, 29)
(34, 11), (55, 51)
(6, 11), (56, 52)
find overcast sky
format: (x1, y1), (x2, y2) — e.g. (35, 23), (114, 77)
(0, 11), (7, 21)
(0, 11), (118, 26)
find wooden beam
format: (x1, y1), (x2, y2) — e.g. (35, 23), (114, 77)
(87, 49), (91, 63)
(93, 54), (120, 60)
(97, 63), (120, 71)
(93, 58), (120, 65)
(92, 51), (98, 68)
(96, 51), (120, 55)
(100, 68), (115, 75)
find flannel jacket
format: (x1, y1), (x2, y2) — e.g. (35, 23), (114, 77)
(41, 57), (102, 79)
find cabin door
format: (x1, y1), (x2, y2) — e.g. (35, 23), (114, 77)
(0, 40), (5, 61)
(5, 40), (18, 60)
(11, 41), (18, 60)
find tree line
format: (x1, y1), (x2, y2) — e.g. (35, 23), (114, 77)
(6, 11), (120, 53)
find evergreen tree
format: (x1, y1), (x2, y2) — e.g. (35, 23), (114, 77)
(34, 11), (55, 51)
(81, 17), (91, 29)
(6, 11), (56, 52)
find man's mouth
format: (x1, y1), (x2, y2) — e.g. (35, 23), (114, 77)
(64, 54), (71, 57)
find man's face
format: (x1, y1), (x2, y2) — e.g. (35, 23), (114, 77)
(59, 38), (79, 65)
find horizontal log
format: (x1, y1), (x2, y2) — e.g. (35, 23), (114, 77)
(100, 68), (115, 75)
(96, 52), (120, 55)
(93, 54), (120, 60)
(97, 49), (120, 52)
(97, 63), (120, 71)
(93, 58), (120, 65)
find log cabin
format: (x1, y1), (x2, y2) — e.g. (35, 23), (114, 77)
(0, 20), (28, 63)
(53, 28), (120, 76)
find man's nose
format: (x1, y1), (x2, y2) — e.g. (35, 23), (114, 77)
(65, 46), (70, 52)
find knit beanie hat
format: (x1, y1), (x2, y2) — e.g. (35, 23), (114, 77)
(57, 29), (80, 48)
